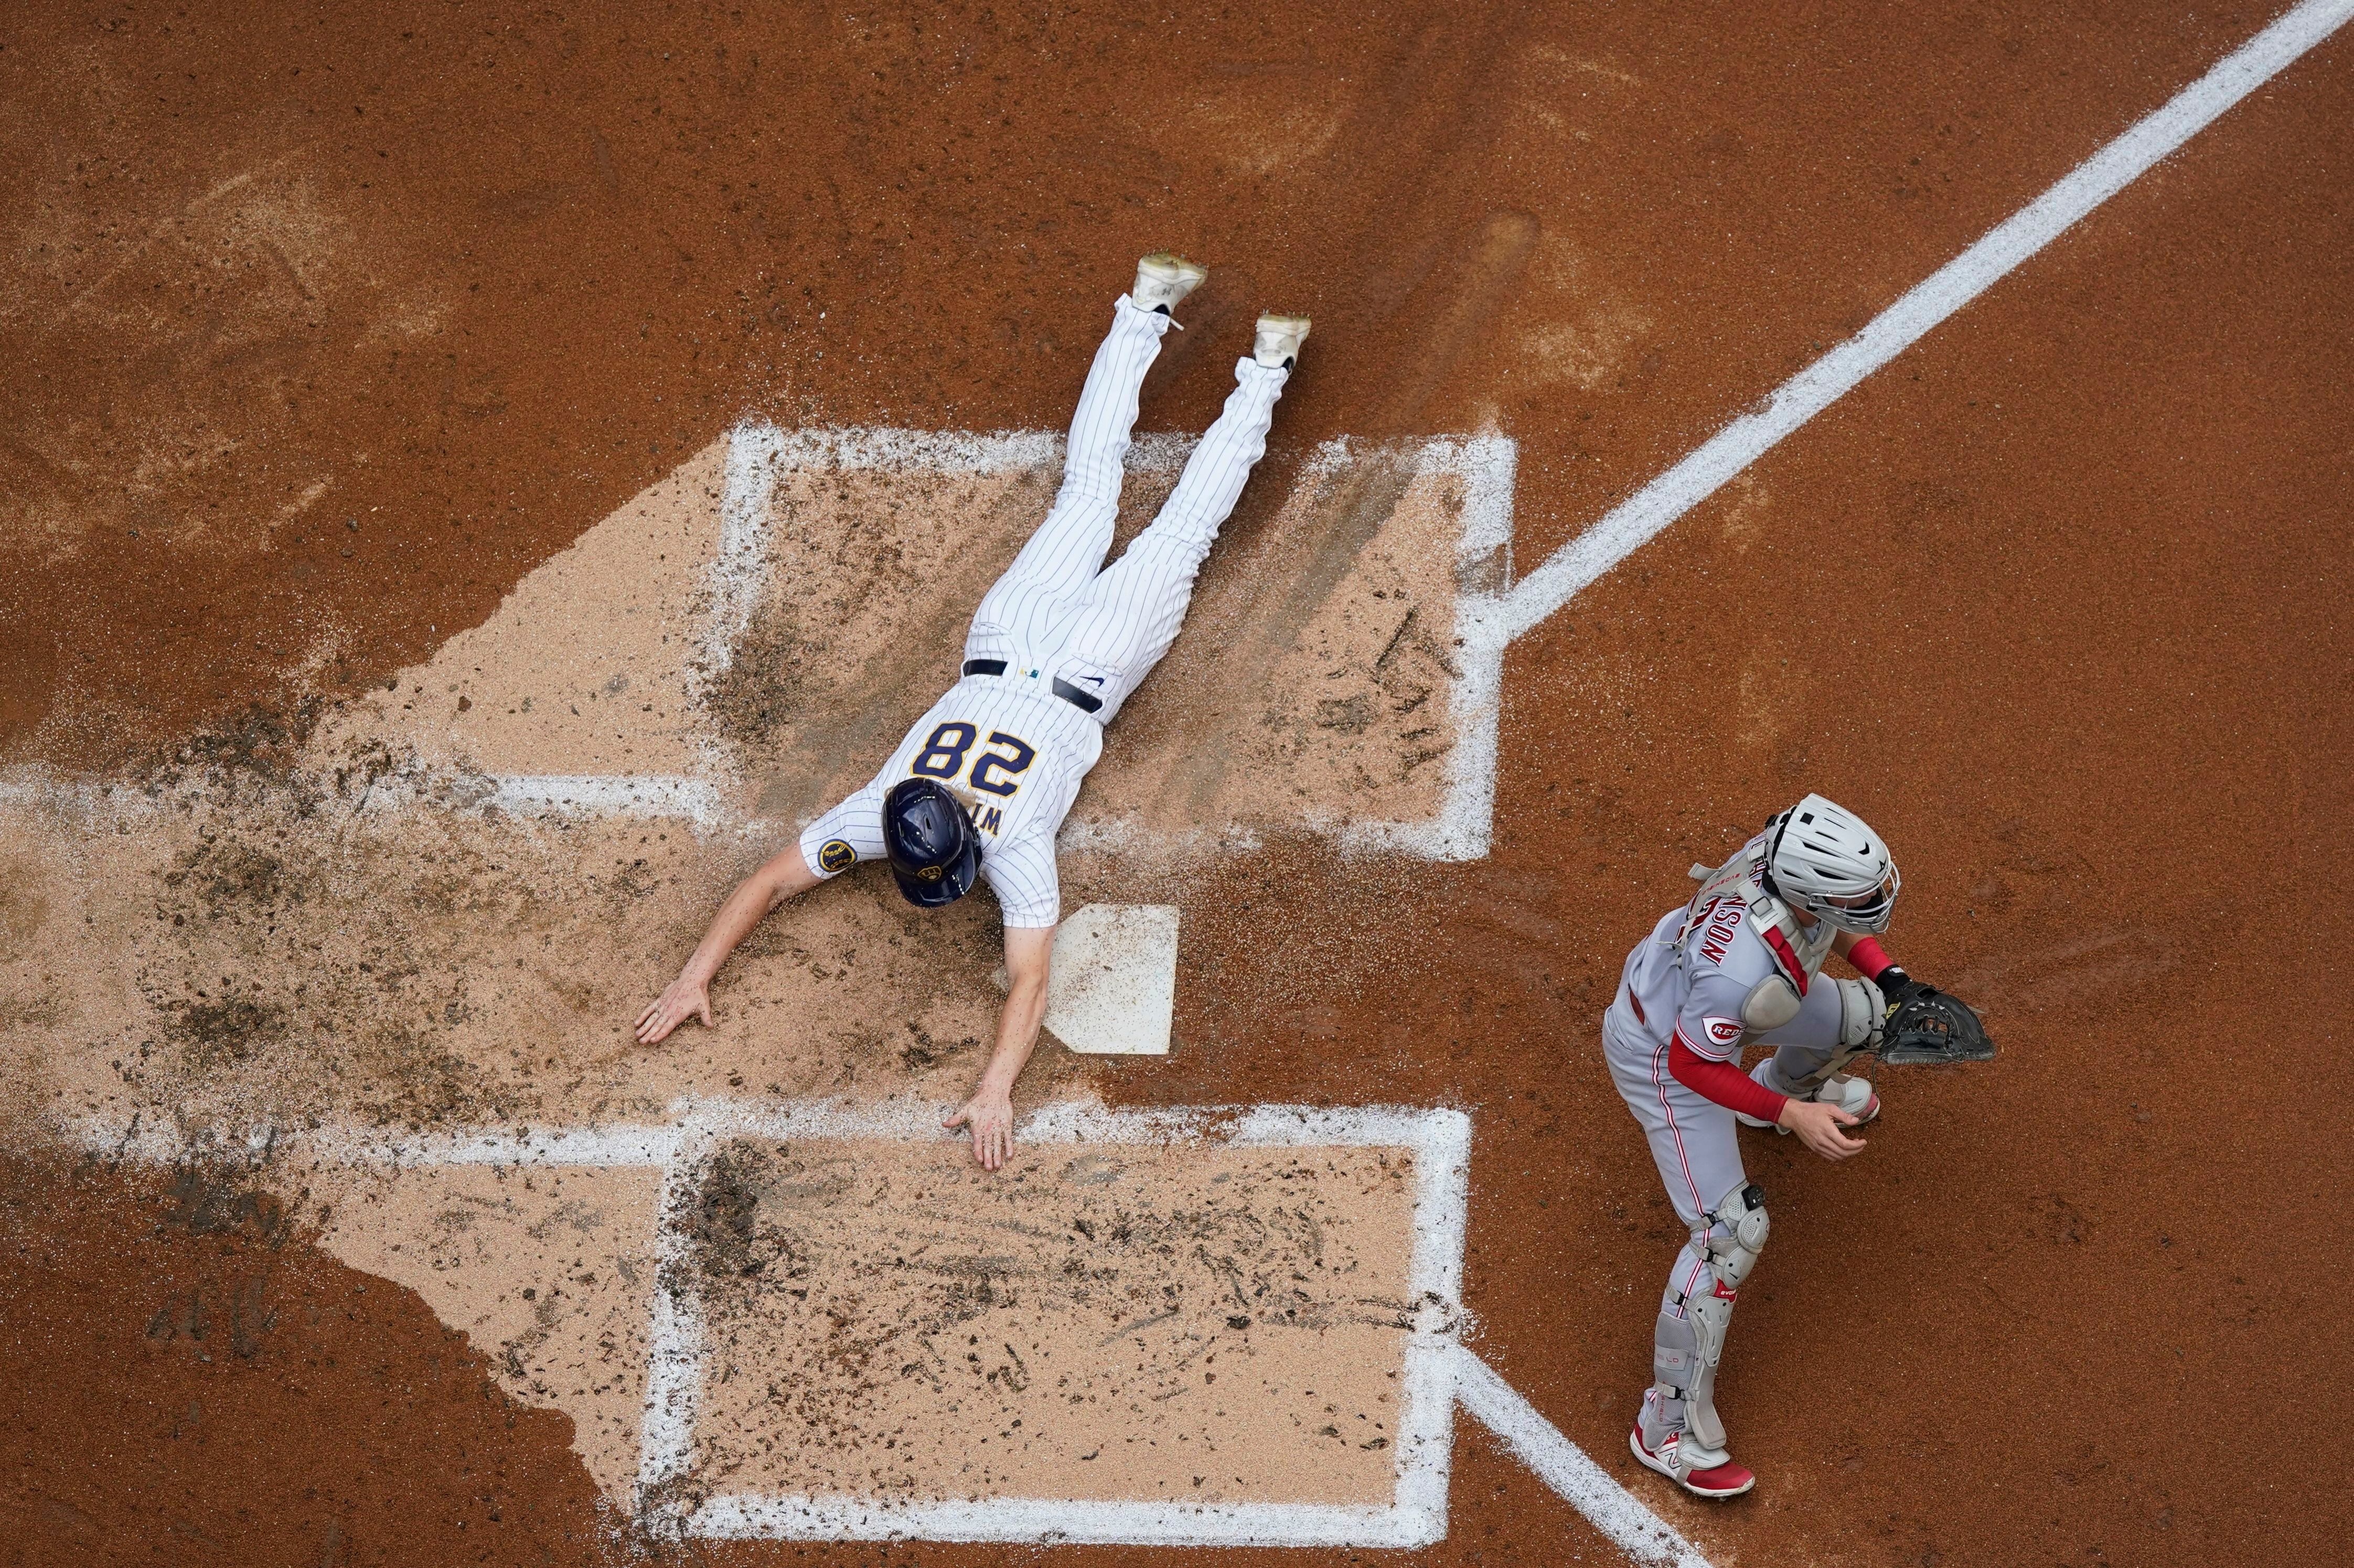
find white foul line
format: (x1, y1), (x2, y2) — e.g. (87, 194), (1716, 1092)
(1500, 0), (2354, 641)
(1454, 1350), (1710, 1568)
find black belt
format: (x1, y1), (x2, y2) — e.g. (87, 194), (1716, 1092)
(962, 658), (1103, 714)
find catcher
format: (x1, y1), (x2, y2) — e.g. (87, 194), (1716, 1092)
(1601, 794), (1991, 1499)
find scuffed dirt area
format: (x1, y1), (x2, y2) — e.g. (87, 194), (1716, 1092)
(5, 2), (2351, 1566)
(681, 1137), (1416, 1508)
(710, 464), (1073, 811)
(1080, 444), (1478, 845)
(710, 437), (1483, 844)
(0, 1150), (618, 1567)
(312, 1162), (665, 1503)
(1, 743), (1061, 1148)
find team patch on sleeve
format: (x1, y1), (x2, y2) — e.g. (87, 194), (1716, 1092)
(1703, 1016), (1745, 1049)
(817, 839), (858, 874)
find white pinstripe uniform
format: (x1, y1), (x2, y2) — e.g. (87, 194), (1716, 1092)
(798, 293), (1291, 926)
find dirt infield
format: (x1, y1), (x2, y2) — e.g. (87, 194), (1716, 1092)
(683, 1136), (1416, 1509)
(6, 3), (2352, 1566)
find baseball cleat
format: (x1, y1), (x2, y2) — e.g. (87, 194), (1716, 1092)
(1736, 1071), (1880, 1131)
(1133, 253), (1208, 317)
(1631, 1424), (1757, 1499)
(1252, 313), (1310, 370)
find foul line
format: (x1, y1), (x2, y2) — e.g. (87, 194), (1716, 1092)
(1453, 1351), (1708, 1568)
(1501, 0), (2354, 640)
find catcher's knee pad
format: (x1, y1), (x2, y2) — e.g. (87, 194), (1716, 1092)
(1652, 1184), (1769, 1463)
(1703, 1181), (1770, 1288)
(1834, 975), (1886, 1050)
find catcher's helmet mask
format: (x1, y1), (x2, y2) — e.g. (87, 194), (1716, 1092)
(1760, 793), (1900, 935)
(882, 777), (980, 907)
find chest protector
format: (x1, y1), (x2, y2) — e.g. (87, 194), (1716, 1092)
(1675, 841), (1832, 1032)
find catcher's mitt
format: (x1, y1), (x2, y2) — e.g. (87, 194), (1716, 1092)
(1878, 980), (1994, 1067)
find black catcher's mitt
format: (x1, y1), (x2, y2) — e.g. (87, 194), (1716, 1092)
(1878, 980), (1995, 1067)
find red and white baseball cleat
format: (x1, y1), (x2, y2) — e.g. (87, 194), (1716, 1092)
(1630, 1423), (1757, 1499)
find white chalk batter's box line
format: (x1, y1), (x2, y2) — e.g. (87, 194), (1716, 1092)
(6, 429), (1514, 864)
(82, 1099), (1705, 1564)
(460, 423), (1515, 861)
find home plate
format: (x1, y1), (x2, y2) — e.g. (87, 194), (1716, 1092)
(1043, 904), (1179, 1055)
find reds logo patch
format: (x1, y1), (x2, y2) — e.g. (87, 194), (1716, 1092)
(817, 839), (857, 874)
(1704, 1016), (1745, 1047)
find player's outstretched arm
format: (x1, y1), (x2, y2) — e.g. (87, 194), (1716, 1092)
(634, 844), (822, 1046)
(945, 923), (1054, 1172)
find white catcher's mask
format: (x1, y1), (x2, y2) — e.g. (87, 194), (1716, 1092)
(1763, 793), (1900, 934)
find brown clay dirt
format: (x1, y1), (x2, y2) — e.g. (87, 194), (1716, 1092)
(5, 4), (2352, 1567)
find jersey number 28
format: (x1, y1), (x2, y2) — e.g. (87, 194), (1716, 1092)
(911, 722), (1036, 797)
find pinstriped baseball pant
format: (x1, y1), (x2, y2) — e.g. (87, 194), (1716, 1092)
(965, 293), (1291, 724)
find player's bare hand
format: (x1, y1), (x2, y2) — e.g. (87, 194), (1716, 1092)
(945, 1091), (1016, 1172)
(1779, 1098), (1866, 1161)
(634, 975), (712, 1046)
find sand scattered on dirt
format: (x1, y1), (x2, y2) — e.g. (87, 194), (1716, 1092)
(712, 461), (1077, 817)
(305, 445), (726, 782)
(311, 1161), (664, 1501)
(0, 773), (1072, 1150)
(682, 1136), (1418, 1507)
(1089, 445), (1472, 841)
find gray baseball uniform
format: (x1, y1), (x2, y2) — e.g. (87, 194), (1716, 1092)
(1601, 835), (1857, 1443)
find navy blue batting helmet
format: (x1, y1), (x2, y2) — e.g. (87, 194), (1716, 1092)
(882, 777), (979, 907)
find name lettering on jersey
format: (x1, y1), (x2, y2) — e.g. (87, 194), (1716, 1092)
(1696, 896), (1746, 965)
(926, 779), (1007, 839)
(1704, 1016), (1743, 1048)
(817, 839), (857, 874)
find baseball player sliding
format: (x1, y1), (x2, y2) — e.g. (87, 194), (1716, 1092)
(635, 253), (1309, 1169)
(1606, 796), (1989, 1499)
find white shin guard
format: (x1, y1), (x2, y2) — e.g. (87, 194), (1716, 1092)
(1646, 1183), (1769, 1465)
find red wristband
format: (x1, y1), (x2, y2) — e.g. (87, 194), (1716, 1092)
(1847, 937), (1895, 981)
